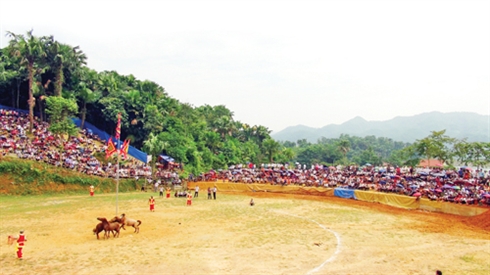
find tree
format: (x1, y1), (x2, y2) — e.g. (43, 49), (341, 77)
(0, 53), (25, 107)
(45, 96), (79, 140)
(262, 138), (280, 162)
(214, 116), (234, 139)
(453, 140), (471, 166)
(143, 132), (169, 179)
(337, 139), (351, 164)
(467, 142), (490, 169)
(46, 40), (87, 97)
(6, 30), (49, 133)
(75, 68), (101, 129)
(413, 130), (455, 167)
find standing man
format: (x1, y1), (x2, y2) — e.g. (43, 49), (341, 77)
(159, 185), (164, 198)
(154, 180), (160, 193)
(212, 186), (217, 200)
(207, 187), (212, 200)
(149, 196), (155, 212)
(89, 185), (94, 197)
(194, 185), (199, 198)
(166, 186), (171, 198)
(16, 230), (26, 260)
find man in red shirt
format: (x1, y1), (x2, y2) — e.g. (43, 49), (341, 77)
(149, 196), (155, 212)
(16, 230), (27, 259)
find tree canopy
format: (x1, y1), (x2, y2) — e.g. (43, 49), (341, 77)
(1, 30), (489, 175)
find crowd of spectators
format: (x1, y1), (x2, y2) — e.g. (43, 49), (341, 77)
(193, 162), (490, 206)
(2, 109), (490, 206)
(0, 109), (180, 186)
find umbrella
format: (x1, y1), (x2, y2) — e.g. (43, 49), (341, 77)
(396, 183), (405, 188)
(412, 192), (422, 197)
(435, 189), (442, 192)
(453, 186), (461, 190)
(483, 194), (490, 198)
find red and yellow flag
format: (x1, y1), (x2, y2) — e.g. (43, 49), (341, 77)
(120, 139), (130, 159)
(106, 138), (117, 159)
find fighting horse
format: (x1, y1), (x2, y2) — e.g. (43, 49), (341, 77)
(110, 213), (142, 233)
(93, 222), (118, 240)
(96, 217), (121, 239)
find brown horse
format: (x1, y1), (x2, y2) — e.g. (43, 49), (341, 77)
(96, 217), (121, 239)
(110, 213), (142, 233)
(93, 222), (118, 239)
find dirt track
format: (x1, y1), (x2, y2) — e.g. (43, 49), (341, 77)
(0, 191), (489, 275)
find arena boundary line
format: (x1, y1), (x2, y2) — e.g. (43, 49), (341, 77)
(273, 210), (342, 274)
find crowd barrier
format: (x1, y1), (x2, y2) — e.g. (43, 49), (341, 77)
(186, 182), (488, 217)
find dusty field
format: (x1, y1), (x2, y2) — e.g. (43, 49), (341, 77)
(0, 191), (489, 275)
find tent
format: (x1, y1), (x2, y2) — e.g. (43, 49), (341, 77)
(158, 155), (175, 163)
(418, 159), (444, 168)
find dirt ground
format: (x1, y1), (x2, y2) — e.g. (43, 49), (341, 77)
(0, 191), (489, 275)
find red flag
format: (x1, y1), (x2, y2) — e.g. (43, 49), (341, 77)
(115, 113), (121, 142)
(106, 138), (117, 159)
(120, 139), (130, 159)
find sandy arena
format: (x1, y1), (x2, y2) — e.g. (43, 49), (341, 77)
(0, 190), (489, 275)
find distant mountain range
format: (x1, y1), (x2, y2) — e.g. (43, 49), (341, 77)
(271, 112), (490, 143)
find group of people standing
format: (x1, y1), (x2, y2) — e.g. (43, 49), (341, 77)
(145, 185), (218, 211)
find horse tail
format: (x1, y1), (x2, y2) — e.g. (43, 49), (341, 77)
(137, 220), (142, 226)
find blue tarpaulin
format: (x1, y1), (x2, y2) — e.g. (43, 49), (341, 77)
(334, 188), (356, 199)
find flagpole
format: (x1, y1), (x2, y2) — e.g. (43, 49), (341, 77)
(116, 141), (120, 215)
(115, 113), (121, 216)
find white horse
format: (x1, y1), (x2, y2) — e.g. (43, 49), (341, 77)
(110, 213), (142, 233)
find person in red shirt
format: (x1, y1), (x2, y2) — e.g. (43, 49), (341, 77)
(16, 230), (27, 259)
(186, 193), (193, 206)
(89, 185), (94, 196)
(148, 196), (155, 212)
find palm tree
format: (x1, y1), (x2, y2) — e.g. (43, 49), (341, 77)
(262, 138), (280, 163)
(0, 53), (25, 108)
(47, 40), (87, 97)
(337, 139), (351, 164)
(6, 30), (49, 133)
(143, 132), (169, 179)
(282, 147), (296, 163)
(214, 116), (234, 139)
(254, 125), (271, 144)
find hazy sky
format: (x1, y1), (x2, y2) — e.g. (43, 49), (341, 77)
(1, 0), (489, 133)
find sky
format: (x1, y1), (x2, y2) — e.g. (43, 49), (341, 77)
(1, 0), (489, 133)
